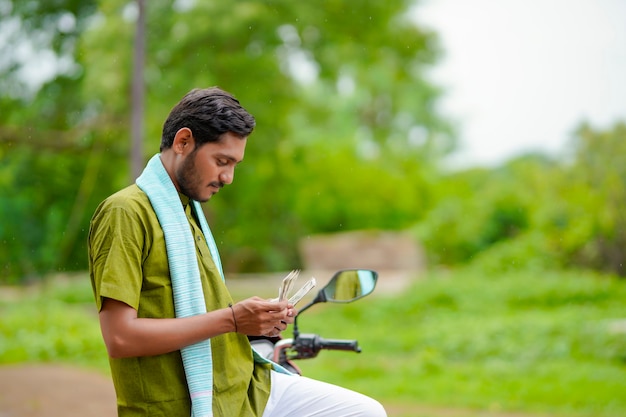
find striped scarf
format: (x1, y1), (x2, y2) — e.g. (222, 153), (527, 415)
(136, 154), (220, 417)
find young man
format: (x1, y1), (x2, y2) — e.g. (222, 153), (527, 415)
(88, 87), (387, 417)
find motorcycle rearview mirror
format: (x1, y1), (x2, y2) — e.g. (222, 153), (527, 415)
(322, 269), (378, 303)
(292, 269), (378, 339)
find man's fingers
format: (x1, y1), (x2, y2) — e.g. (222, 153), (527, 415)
(233, 297), (292, 336)
(265, 300), (289, 312)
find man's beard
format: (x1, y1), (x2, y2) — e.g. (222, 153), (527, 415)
(175, 149), (222, 202)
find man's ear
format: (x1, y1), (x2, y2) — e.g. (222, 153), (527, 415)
(172, 128), (195, 154)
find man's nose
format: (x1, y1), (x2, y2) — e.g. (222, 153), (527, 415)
(219, 168), (234, 185)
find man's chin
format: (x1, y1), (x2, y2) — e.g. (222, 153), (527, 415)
(198, 192), (215, 203)
(191, 188), (218, 203)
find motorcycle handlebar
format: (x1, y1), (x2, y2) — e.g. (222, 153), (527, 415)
(318, 337), (362, 353)
(290, 334), (362, 359)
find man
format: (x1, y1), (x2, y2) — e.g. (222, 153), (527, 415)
(89, 87), (387, 417)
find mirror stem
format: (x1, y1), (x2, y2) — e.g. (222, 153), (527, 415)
(293, 316), (300, 341)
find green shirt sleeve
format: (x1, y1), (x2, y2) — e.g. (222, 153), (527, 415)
(89, 188), (147, 311)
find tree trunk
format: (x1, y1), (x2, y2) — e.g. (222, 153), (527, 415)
(130, 0), (146, 180)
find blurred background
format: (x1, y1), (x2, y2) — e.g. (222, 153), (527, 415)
(1, 1), (625, 416)
(1, 0), (625, 281)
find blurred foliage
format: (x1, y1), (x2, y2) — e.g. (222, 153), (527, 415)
(413, 121), (626, 277)
(1, 0), (624, 283)
(0, 274), (109, 371)
(1, 0), (451, 282)
(0, 0), (98, 98)
(555, 122), (626, 276)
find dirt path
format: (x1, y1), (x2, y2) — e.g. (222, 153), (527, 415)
(0, 364), (116, 417)
(0, 364), (554, 417)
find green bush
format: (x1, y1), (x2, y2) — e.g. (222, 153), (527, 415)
(0, 279), (108, 372)
(298, 268), (626, 416)
(466, 231), (561, 275)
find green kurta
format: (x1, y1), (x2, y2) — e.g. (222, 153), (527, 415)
(88, 184), (271, 417)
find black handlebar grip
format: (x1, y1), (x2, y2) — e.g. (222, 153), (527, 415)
(318, 338), (362, 353)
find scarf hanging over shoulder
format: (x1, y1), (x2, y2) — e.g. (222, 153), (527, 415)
(136, 154), (292, 417)
(136, 154), (219, 417)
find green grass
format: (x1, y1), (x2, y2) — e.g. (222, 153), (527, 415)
(1, 269), (625, 416)
(0, 275), (110, 373)
(295, 269), (626, 417)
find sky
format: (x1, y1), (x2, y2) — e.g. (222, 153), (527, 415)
(412, 0), (626, 168)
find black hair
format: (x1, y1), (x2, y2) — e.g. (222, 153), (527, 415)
(160, 87), (256, 151)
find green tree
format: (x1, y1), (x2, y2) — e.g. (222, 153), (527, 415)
(0, 0), (108, 283)
(2, 0), (451, 282)
(414, 122), (626, 278)
(0, 0), (98, 97)
(77, 0), (452, 272)
(549, 122), (626, 276)
(414, 159), (539, 267)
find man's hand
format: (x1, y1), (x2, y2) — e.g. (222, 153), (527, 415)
(231, 297), (298, 337)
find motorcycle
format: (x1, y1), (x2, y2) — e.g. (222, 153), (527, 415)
(249, 269), (378, 374)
